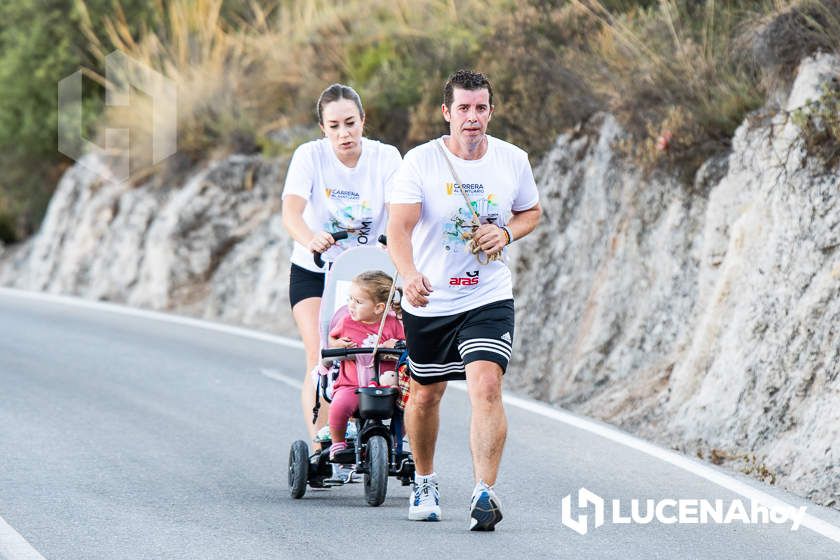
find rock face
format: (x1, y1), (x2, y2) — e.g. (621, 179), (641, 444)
(0, 154), (296, 335)
(510, 53), (840, 507)
(1, 55), (838, 507)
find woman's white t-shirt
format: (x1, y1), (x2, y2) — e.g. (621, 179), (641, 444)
(282, 137), (402, 272)
(389, 136), (539, 317)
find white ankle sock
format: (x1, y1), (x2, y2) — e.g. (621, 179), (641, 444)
(415, 472), (437, 484)
(473, 480), (493, 494)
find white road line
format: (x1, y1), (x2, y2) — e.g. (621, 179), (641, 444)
(260, 368), (303, 390)
(264, 370), (840, 545)
(0, 289), (302, 560)
(4, 288), (840, 545)
(493, 388), (840, 544)
(0, 288), (303, 349)
(0, 516), (46, 560)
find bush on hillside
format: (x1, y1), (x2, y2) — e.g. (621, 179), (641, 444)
(7, 0), (840, 239)
(0, 0), (154, 239)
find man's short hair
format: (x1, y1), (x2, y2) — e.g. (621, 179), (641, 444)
(443, 69), (494, 109)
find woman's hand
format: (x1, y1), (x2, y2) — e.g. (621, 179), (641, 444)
(381, 338), (398, 348)
(308, 231), (337, 254)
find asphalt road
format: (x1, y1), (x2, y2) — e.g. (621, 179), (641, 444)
(1, 289), (839, 559)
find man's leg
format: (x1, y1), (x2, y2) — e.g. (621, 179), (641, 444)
(405, 379), (447, 475)
(401, 307), (464, 521)
(464, 359), (506, 531)
(406, 379), (447, 521)
(464, 361), (506, 485)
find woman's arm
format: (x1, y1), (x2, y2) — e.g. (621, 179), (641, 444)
(282, 194), (335, 253)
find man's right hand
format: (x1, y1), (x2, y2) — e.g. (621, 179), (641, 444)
(307, 231), (336, 253)
(404, 272), (433, 307)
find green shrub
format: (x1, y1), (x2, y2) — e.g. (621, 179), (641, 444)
(572, 0), (769, 175)
(0, 0), (154, 239)
(791, 81), (840, 167)
(7, 0), (840, 240)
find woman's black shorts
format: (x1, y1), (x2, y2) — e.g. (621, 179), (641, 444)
(401, 299), (515, 385)
(289, 263), (326, 308)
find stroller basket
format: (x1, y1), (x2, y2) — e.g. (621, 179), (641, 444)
(356, 386), (398, 419)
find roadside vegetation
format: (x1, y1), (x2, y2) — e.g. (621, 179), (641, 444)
(1, 0), (838, 242)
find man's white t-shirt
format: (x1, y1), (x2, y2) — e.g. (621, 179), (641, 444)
(390, 135), (539, 317)
(282, 137), (402, 272)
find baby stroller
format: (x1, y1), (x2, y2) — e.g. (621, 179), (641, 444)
(288, 234), (415, 506)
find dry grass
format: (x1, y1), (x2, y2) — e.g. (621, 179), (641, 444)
(74, 0), (840, 181)
(78, 0), (260, 170)
(77, 0), (499, 163)
(570, 0), (773, 175)
(741, 0), (840, 91)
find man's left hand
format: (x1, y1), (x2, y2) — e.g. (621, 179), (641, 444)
(472, 224), (507, 256)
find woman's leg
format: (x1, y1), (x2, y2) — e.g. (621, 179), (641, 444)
(292, 296), (329, 440)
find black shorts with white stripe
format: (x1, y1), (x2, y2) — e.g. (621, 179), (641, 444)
(401, 299), (515, 385)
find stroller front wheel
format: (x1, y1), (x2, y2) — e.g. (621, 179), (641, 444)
(288, 440), (309, 499)
(364, 435), (389, 506)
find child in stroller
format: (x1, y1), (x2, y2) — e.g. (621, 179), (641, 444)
(327, 270), (405, 462)
(288, 238), (415, 506)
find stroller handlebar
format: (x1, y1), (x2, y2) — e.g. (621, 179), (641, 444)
(312, 231), (350, 269)
(321, 347), (404, 360)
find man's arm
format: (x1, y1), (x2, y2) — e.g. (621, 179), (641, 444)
(507, 203), (542, 240)
(473, 203), (542, 255)
(387, 203), (433, 307)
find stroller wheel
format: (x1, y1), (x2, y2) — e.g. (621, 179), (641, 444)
(288, 440), (309, 499)
(364, 435), (389, 506)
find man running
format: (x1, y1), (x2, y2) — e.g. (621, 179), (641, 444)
(387, 69), (542, 531)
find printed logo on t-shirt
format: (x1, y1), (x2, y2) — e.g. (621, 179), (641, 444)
(445, 182), (485, 196)
(449, 269), (479, 286)
(324, 197), (375, 247)
(362, 333), (379, 347)
(442, 195), (500, 253)
(325, 188), (361, 201)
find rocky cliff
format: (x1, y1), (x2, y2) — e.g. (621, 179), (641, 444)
(511, 53), (840, 507)
(0, 154), (297, 334)
(2, 55), (838, 507)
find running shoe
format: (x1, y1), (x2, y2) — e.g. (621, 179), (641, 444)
(314, 422), (356, 443)
(408, 475), (441, 521)
(314, 425), (331, 443)
(469, 481), (503, 531)
(324, 463), (358, 484)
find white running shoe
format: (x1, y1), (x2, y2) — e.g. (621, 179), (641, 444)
(324, 463), (357, 484)
(408, 475), (441, 521)
(469, 481), (503, 531)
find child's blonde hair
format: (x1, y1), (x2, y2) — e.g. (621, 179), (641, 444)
(353, 270), (401, 316)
